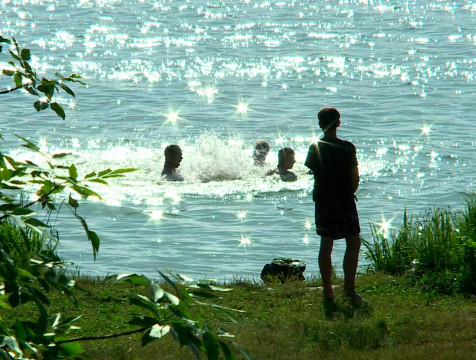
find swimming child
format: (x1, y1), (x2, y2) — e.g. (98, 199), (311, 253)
(266, 147), (297, 182)
(253, 140), (270, 166)
(161, 144), (184, 181)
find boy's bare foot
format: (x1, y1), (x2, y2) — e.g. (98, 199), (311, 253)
(343, 291), (366, 307)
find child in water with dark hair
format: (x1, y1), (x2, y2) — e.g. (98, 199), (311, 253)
(161, 144), (184, 181)
(253, 140), (270, 166)
(266, 147), (297, 182)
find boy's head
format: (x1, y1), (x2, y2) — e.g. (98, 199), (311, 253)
(318, 107), (341, 132)
(253, 140), (270, 165)
(278, 147), (296, 170)
(164, 144), (183, 167)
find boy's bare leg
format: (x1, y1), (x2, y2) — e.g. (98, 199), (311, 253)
(343, 234), (361, 295)
(319, 236), (334, 299)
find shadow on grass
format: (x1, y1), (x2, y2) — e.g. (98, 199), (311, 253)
(323, 296), (373, 320)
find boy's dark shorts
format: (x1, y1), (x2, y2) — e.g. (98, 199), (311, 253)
(315, 196), (360, 239)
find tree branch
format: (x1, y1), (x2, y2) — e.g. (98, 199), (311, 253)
(0, 85), (25, 94)
(55, 327), (148, 345)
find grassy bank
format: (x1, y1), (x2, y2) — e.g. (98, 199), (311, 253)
(8, 273), (476, 360)
(3, 201), (476, 359)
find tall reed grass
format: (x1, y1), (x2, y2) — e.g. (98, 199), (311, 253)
(362, 200), (476, 294)
(0, 221), (59, 267)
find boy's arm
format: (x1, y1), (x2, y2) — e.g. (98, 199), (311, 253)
(304, 144), (318, 169)
(349, 142), (359, 193)
(351, 165), (359, 193)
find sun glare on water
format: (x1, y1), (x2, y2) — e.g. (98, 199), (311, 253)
(148, 210), (164, 221)
(238, 235), (252, 248)
(304, 220), (312, 230)
(162, 109), (181, 126)
(237, 210), (247, 220)
(420, 124), (432, 136)
(375, 214), (396, 238)
(233, 99), (250, 116)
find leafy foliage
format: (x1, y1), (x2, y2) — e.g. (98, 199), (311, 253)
(118, 271), (253, 360)
(1, 36), (86, 119)
(362, 201), (476, 295)
(1, 36), (252, 359)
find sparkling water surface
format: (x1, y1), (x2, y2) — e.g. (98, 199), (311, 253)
(1, 0), (475, 281)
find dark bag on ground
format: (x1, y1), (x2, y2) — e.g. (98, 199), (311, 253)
(261, 258), (306, 284)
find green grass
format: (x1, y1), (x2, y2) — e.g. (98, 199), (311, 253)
(0, 221), (59, 267)
(6, 273), (476, 359)
(362, 200), (476, 295)
(3, 200), (476, 359)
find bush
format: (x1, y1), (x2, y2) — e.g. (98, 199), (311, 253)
(363, 200), (476, 295)
(362, 210), (417, 275)
(455, 200), (476, 293)
(0, 221), (59, 268)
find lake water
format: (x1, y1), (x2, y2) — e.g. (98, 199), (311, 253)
(1, 0), (475, 281)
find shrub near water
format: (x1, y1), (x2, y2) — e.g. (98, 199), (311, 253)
(0, 221), (59, 267)
(455, 201), (476, 294)
(363, 200), (476, 295)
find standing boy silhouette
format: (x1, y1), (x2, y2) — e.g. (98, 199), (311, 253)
(305, 107), (362, 303)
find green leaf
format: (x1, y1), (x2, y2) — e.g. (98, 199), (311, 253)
(84, 171), (97, 179)
(24, 86), (38, 96)
(63, 73), (88, 85)
(28, 286), (50, 305)
(13, 72), (22, 87)
(164, 291), (180, 306)
(9, 49), (20, 60)
(11, 207), (35, 215)
(158, 271), (180, 294)
(14, 321), (27, 342)
(72, 185), (101, 199)
(170, 323), (202, 348)
(130, 295), (160, 316)
(7, 180), (26, 185)
(52, 152), (72, 159)
(150, 282), (165, 302)
(68, 164), (78, 180)
(17, 268), (34, 279)
(50, 102), (65, 120)
(219, 340), (236, 360)
(203, 331), (220, 360)
(39, 78), (56, 96)
(0, 203), (17, 212)
(116, 273), (149, 286)
(74, 213), (101, 259)
(59, 83), (75, 97)
(20, 48), (31, 60)
(89, 178), (108, 185)
(106, 168), (138, 176)
(98, 169), (112, 177)
(87, 229), (100, 259)
(15, 135), (41, 151)
(128, 316), (159, 328)
(1, 69), (15, 76)
(68, 194), (79, 209)
(0, 36), (11, 44)
(34, 100), (49, 112)
(59, 342), (83, 356)
(24, 217), (48, 228)
(0, 298), (12, 310)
